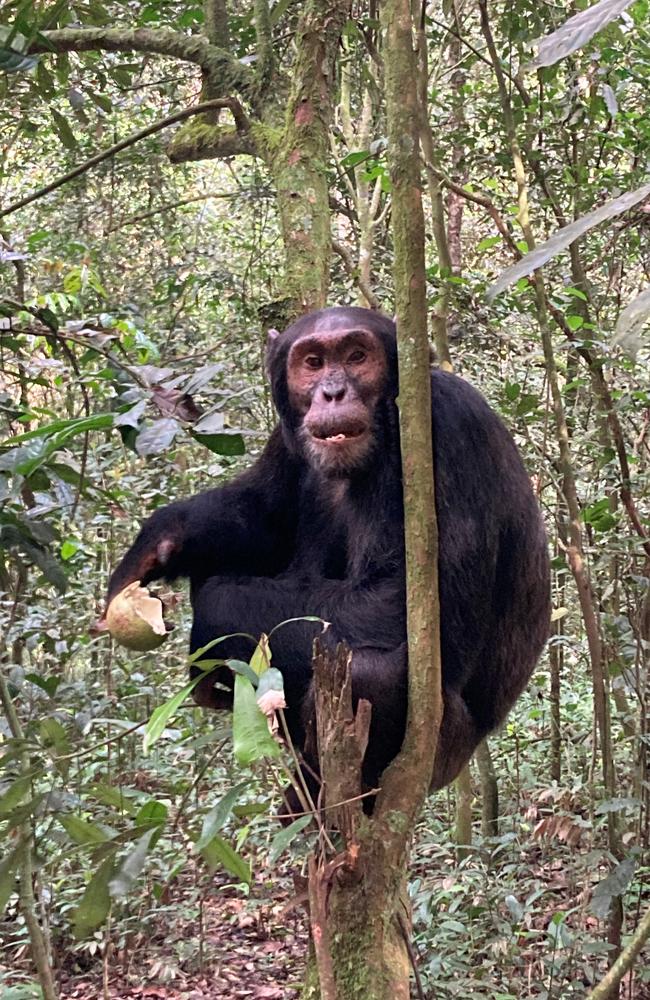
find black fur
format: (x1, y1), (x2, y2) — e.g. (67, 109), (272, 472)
(107, 308), (550, 793)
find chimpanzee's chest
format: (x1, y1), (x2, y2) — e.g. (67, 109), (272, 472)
(287, 477), (400, 583)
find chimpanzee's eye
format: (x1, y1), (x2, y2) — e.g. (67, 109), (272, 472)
(305, 355), (323, 370)
(348, 350), (367, 364)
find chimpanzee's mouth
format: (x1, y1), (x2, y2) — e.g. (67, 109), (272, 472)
(311, 424), (367, 444)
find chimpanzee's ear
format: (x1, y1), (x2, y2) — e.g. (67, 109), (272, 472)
(266, 328), (280, 348)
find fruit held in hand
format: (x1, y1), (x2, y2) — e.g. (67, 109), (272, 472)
(105, 581), (171, 651)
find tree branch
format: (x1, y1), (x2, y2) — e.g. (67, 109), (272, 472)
(585, 906), (650, 1000)
(0, 100), (250, 218)
(107, 190), (240, 233)
(30, 27), (256, 101)
(332, 239), (382, 310)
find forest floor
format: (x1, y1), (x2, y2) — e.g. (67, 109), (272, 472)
(7, 869), (307, 1000)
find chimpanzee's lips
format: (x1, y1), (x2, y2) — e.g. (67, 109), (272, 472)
(310, 424), (368, 444)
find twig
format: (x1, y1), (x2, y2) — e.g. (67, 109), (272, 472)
(107, 190), (241, 232)
(584, 906), (650, 1000)
(332, 239), (381, 310)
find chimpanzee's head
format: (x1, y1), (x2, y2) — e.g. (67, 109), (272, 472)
(267, 307), (398, 476)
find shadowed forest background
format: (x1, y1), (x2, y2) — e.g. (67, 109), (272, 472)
(0, 0), (648, 997)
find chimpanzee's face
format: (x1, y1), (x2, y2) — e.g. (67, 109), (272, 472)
(285, 313), (388, 475)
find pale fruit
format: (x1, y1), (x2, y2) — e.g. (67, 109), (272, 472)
(105, 581), (169, 651)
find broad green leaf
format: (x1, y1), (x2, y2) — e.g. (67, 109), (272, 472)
(225, 658), (259, 686)
(60, 814), (109, 846)
(0, 776), (31, 817)
(135, 800), (168, 827)
(268, 815), (312, 864)
(195, 781), (250, 851)
(477, 236), (501, 251)
(340, 151), (370, 169)
(73, 855), (115, 938)
(143, 678), (199, 753)
(40, 717), (70, 756)
(199, 833), (250, 884)
(191, 430), (246, 456)
(232, 674), (280, 764)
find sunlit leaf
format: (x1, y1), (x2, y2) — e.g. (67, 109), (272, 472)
(526, 0), (634, 70)
(487, 184), (650, 300)
(135, 417), (180, 457)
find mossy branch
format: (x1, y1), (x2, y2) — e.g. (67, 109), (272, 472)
(30, 27), (257, 102)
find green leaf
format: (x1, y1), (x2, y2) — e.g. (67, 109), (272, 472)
(566, 314), (584, 331)
(195, 780), (250, 851)
(0, 776), (31, 817)
(73, 855), (115, 937)
(199, 833), (251, 884)
(188, 631), (257, 664)
(477, 236), (501, 251)
(249, 633), (271, 676)
(232, 674), (281, 765)
(109, 829), (155, 899)
(143, 678), (199, 753)
(192, 430), (246, 456)
(268, 815), (312, 864)
(340, 150), (370, 169)
(40, 717), (70, 755)
(60, 814), (109, 846)
(257, 668), (285, 700)
(60, 538), (80, 560)
(50, 107), (77, 149)
(0, 845), (20, 915)
(225, 658), (260, 686)
(135, 800), (168, 827)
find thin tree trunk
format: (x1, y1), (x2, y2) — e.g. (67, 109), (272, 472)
(476, 740), (499, 837)
(454, 764), (473, 858)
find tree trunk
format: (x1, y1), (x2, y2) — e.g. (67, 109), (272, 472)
(304, 2), (442, 995)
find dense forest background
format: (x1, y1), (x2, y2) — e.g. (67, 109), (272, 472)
(0, 0), (648, 997)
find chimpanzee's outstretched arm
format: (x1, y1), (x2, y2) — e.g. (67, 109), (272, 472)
(106, 429), (300, 602)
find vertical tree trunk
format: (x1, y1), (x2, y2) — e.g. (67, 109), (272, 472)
(454, 764), (473, 858)
(264, 0), (350, 319)
(476, 740), (499, 837)
(304, 2), (442, 995)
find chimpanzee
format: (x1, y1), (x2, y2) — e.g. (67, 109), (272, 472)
(105, 306), (550, 795)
